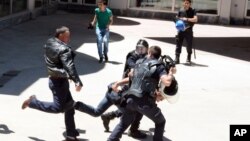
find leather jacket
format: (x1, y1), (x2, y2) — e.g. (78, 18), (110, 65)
(44, 37), (83, 86)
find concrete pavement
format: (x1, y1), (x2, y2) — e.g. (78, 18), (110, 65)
(1, 10), (250, 141)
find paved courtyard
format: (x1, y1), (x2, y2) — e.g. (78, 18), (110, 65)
(0, 10), (250, 141)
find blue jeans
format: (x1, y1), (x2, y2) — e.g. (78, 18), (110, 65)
(29, 77), (78, 137)
(75, 88), (121, 117)
(108, 96), (166, 141)
(75, 83), (127, 117)
(96, 28), (110, 58)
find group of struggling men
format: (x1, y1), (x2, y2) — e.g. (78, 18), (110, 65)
(21, 0), (198, 140)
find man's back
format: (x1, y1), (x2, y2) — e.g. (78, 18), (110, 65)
(128, 58), (161, 98)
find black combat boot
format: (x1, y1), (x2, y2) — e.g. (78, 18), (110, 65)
(128, 130), (147, 139)
(186, 54), (191, 64)
(174, 54), (180, 64)
(99, 57), (103, 63)
(127, 113), (147, 139)
(104, 54), (108, 62)
(101, 112), (117, 132)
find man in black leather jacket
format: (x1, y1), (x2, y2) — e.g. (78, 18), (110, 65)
(22, 26), (83, 141)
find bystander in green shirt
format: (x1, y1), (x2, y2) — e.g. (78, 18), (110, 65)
(95, 8), (112, 29)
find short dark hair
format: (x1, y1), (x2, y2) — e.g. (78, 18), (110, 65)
(183, 0), (191, 3)
(149, 46), (162, 59)
(55, 26), (69, 38)
(98, 0), (107, 5)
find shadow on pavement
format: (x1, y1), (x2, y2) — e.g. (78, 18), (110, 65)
(119, 129), (171, 141)
(145, 128), (172, 141)
(0, 124), (14, 134)
(147, 37), (250, 62)
(28, 137), (46, 141)
(62, 129), (88, 141)
(181, 62), (209, 67)
(0, 12), (129, 96)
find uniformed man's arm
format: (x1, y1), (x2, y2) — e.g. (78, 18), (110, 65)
(112, 77), (130, 93)
(127, 55), (137, 68)
(182, 15), (198, 23)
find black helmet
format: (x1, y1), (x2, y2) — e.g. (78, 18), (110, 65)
(136, 39), (149, 55)
(136, 39), (149, 48)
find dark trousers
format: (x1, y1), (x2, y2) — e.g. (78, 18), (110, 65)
(107, 108), (143, 132)
(108, 96), (166, 141)
(29, 77), (78, 137)
(175, 29), (193, 55)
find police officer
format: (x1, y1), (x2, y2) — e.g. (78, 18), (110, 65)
(175, 0), (198, 64)
(100, 39), (149, 138)
(122, 39), (149, 78)
(108, 46), (176, 141)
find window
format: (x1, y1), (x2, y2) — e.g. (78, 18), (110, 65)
(85, 0), (97, 4)
(191, 0), (218, 14)
(247, 0), (250, 16)
(132, 0), (218, 15)
(35, 0), (43, 8)
(0, 0), (10, 17)
(12, 0), (27, 13)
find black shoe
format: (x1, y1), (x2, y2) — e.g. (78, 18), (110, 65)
(186, 54), (191, 65)
(186, 59), (191, 64)
(186, 54), (191, 64)
(174, 60), (179, 64)
(99, 57), (103, 63)
(101, 115), (110, 132)
(104, 54), (108, 62)
(174, 55), (180, 64)
(174, 58), (180, 64)
(128, 130), (147, 139)
(65, 136), (79, 141)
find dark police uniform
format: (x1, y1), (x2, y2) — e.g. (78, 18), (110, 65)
(175, 7), (197, 60)
(102, 50), (147, 136)
(101, 39), (149, 136)
(122, 50), (142, 78)
(108, 57), (167, 141)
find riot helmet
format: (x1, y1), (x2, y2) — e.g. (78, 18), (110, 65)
(175, 20), (186, 32)
(136, 39), (149, 56)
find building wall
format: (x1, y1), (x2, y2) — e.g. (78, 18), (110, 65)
(2, 0), (250, 27)
(109, 0), (128, 9)
(230, 0), (247, 24)
(218, 0), (231, 24)
(0, 0), (57, 30)
(107, 0), (250, 25)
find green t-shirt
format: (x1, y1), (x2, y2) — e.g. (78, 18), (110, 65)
(95, 8), (112, 29)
